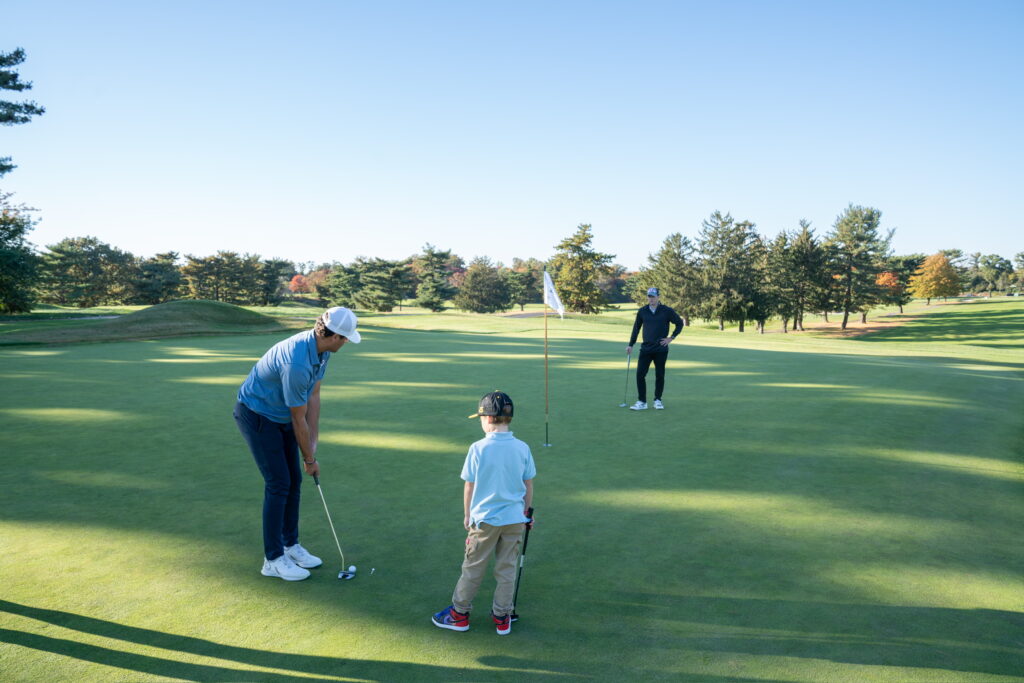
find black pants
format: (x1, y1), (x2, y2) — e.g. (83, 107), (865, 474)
(636, 349), (668, 403)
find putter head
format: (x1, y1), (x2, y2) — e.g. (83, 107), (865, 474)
(618, 402), (627, 407)
(338, 569), (356, 580)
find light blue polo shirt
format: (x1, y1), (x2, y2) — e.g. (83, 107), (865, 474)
(238, 330), (330, 423)
(461, 432), (536, 527)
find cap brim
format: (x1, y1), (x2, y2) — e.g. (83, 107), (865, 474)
(467, 412), (482, 419)
(345, 329), (361, 344)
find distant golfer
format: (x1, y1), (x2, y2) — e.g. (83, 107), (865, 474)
(432, 391), (536, 636)
(627, 287), (683, 410)
(233, 307), (360, 581)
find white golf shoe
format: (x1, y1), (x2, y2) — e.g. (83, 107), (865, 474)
(284, 543), (322, 568)
(261, 554), (311, 581)
(629, 401), (648, 411)
(654, 399), (664, 410)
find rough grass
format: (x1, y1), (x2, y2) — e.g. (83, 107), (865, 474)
(0, 299), (1022, 681)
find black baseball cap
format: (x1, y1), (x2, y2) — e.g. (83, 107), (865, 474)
(467, 391), (514, 419)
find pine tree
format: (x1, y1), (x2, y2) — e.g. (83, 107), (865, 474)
(632, 233), (700, 325)
(258, 259), (294, 305)
(549, 224), (614, 314)
(825, 205), (891, 328)
(38, 237), (138, 307)
(452, 257), (512, 313)
(696, 211), (760, 331)
(134, 252), (182, 304)
(352, 258), (411, 312)
(414, 244), (455, 312)
(1, 48), (46, 177)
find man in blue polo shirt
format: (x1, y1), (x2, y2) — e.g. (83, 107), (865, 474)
(234, 307), (361, 581)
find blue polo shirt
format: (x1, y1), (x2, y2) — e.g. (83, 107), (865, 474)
(461, 432), (536, 527)
(238, 330), (331, 423)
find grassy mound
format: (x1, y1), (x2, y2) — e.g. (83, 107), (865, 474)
(0, 300), (294, 345)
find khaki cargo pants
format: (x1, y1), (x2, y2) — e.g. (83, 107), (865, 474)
(452, 521), (525, 617)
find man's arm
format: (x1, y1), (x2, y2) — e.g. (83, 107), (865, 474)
(305, 381), (322, 456)
(627, 309), (643, 352)
(463, 481), (475, 530)
(523, 479), (533, 514)
(669, 308), (683, 338)
(290, 403), (320, 478)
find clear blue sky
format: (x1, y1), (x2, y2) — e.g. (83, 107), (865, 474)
(4, 0), (1022, 270)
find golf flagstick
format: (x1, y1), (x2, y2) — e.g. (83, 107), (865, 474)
(510, 506), (534, 622)
(541, 270), (563, 447)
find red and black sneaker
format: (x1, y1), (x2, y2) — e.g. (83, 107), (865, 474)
(492, 611), (511, 635)
(432, 606), (469, 631)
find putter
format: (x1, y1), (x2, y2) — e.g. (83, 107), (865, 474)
(510, 506), (534, 622)
(618, 351), (632, 407)
(313, 475), (356, 580)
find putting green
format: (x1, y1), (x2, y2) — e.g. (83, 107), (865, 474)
(1, 299), (1022, 681)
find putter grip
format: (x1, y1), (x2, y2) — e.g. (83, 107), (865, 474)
(313, 475), (320, 486)
(526, 506), (534, 521)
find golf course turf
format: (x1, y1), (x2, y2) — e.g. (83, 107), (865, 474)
(1, 299), (1021, 681)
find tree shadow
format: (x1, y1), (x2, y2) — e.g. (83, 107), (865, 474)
(0, 600), (576, 681)
(854, 300), (1024, 345)
(586, 594), (1024, 678)
(2, 318), (1022, 680)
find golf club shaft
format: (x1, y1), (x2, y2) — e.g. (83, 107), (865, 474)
(621, 352), (632, 404)
(511, 506), (534, 612)
(313, 476), (346, 568)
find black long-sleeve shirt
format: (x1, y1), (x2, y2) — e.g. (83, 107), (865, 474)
(629, 304), (684, 353)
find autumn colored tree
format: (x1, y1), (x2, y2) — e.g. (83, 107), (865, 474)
(288, 274), (310, 293)
(875, 271), (906, 312)
(908, 253), (960, 304)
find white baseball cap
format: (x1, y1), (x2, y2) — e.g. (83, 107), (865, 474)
(321, 307), (361, 343)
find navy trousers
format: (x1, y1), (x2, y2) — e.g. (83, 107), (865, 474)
(233, 401), (302, 560)
(636, 349), (668, 403)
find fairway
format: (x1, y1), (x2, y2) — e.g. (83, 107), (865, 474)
(1, 300), (1022, 681)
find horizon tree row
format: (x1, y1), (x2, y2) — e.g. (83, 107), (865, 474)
(1, 193), (1022, 318)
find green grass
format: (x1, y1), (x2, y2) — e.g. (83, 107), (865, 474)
(1, 300), (1022, 681)
(0, 300), (294, 345)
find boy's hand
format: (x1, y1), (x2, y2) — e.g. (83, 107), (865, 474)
(464, 516), (471, 530)
(524, 508), (534, 529)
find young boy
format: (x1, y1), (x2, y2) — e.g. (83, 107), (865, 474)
(432, 391), (536, 635)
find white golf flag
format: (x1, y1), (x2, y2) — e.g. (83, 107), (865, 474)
(543, 270), (565, 318)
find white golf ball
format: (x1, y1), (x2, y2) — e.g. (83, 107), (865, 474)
(348, 565), (356, 572)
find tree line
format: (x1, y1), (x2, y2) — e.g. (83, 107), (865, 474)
(2, 195), (1021, 329)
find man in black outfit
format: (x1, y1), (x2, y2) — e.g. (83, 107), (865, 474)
(626, 287), (684, 410)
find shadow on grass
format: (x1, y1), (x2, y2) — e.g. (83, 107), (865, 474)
(590, 594), (1024, 678)
(854, 299), (1024, 346)
(2, 316), (1023, 680)
(0, 600), (577, 682)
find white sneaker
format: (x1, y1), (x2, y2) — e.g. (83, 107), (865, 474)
(654, 399), (664, 410)
(261, 554), (310, 581)
(284, 543), (322, 568)
(629, 401), (648, 411)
